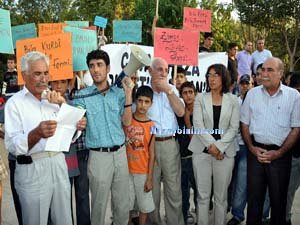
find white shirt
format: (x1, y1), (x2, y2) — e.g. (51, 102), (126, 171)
(5, 87), (60, 156)
(240, 84), (300, 146)
(251, 49), (272, 74)
(147, 84), (179, 137)
(237, 96), (245, 145)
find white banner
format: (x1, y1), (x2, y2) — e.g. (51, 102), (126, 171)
(101, 44), (228, 92)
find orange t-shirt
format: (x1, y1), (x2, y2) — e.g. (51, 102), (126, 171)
(124, 117), (154, 174)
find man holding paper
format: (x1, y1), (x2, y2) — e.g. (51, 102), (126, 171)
(4, 51), (86, 225)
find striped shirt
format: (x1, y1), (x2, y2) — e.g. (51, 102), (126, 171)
(240, 84), (300, 146)
(74, 84), (125, 148)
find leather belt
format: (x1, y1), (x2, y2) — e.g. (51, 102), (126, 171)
(155, 136), (174, 142)
(17, 151), (60, 164)
(90, 143), (124, 152)
(252, 138), (280, 151)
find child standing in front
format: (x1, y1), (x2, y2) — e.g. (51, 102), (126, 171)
(124, 86), (155, 225)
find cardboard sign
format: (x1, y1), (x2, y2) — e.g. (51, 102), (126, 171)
(82, 26), (97, 31)
(0, 8), (14, 54)
(12, 23), (37, 49)
(154, 28), (199, 66)
(183, 7), (211, 32)
(38, 23), (65, 37)
(64, 26), (97, 71)
(16, 33), (73, 84)
(94, 16), (107, 28)
(65, 21), (89, 28)
(113, 20), (142, 43)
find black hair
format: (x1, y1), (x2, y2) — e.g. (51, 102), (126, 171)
(289, 72), (300, 88)
(171, 66), (186, 79)
(256, 63), (263, 71)
(86, 49), (110, 67)
(7, 55), (16, 62)
(179, 81), (196, 97)
(228, 42), (238, 50)
(135, 86), (153, 101)
(204, 32), (214, 39)
(205, 64), (231, 94)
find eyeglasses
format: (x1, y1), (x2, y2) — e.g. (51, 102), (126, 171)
(207, 73), (220, 78)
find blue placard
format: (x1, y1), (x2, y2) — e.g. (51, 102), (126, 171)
(0, 8), (14, 54)
(94, 16), (108, 28)
(64, 26), (97, 71)
(65, 21), (89, 28)
(12, 23), (37, 49)
(113, 20), (142, 43)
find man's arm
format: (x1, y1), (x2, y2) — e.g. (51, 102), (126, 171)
(121, 77), (133, 126)
(166, 90), (185, 117)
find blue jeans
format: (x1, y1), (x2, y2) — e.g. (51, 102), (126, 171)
(181, 157), (197, 224)
(231, 145), (270, 222)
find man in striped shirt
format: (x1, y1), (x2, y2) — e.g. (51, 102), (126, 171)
(240, 57), (300, 225)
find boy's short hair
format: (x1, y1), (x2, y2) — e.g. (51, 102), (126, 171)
(171, 66), (186, 79)
(179, 81), (196, 96)
(228, 42), (238, 50)
(86, 49), (110, 67)
(7, 55), (16, 62)
(135, 86), (153, 101)
(204, 32), (214, 39)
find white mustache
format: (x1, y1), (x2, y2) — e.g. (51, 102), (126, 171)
(261, 77), (270, 81)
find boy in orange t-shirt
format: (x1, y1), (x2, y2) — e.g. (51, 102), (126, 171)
(124, 86), (155, 225)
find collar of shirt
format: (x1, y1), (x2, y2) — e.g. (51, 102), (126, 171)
(260, 82), (284, 97)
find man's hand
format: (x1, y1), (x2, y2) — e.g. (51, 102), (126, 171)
(152, 79), (171, 94)
(37, 120), (57, 138)
(144, 178), (153, 192)
(208, 144), (221, 159)
(258, 150), (281, 163)
(76, 117), (87, 131)
(47, 90), (66, 105)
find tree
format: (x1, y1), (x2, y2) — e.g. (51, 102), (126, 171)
(234, 0), (300, 71)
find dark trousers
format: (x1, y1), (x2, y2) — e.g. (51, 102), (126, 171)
(181, 157), (197, 224)
(246, 150), (291, 225)
(9, 159), (23, 225)
(73, 150), (91, 225)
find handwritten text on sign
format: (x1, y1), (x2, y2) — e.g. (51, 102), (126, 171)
(154, 28), (199, 66)
(64, 26), (97, 71)
(0, 9), (14, 54)
(183, 8), (211, 32)
(12, 23), (37, 49)
(113, 20), (142, 43)
(16, 33), (73, 84)
(38, 23), (65, 37)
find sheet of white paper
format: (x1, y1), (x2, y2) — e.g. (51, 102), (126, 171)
(45, 103), (86, 152)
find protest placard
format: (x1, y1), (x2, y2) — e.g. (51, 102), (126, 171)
(38, 23), (65, 37)
(12, 23), (37, 48)
(154, 28), (199, 66)
(183, 7), (211, 32)
(16, 33), (73, 84)
(0, 8), (14, 54)
(65, 21), (89, 28)
(94, 16), (107, 28)
(64, 26), (97, 71)
(113, 20), (142, 43)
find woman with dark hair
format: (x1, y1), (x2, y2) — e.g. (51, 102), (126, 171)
(189, 64), (239, 225)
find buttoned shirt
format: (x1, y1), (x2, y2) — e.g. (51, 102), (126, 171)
(5, 87), (60, 156)
(240, 84), (300, 146)
(74, 84), (125, 148)
(147, 84), (179, 137)
(251, 49), (272, 74)
(236, 50), (252, 76)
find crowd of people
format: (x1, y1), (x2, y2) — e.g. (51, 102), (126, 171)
(0, 32), (299, 225)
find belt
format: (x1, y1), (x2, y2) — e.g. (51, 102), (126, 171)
(155, 136), (174, 142)
(17, 151), (60, 164)
(90, 143), (124, 152)
(252, 139), (280, 151)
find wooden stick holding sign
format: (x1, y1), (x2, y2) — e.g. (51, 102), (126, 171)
(156, 0), (159, 16)
(173, 65), (177, 86)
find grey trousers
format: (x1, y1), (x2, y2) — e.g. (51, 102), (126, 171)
(193, 153), (234, 225)
(88, 146), (129, 225)
(286, 156), (300, 221)
(15, 153), (72, 225)
(149, 138), (184, 225)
